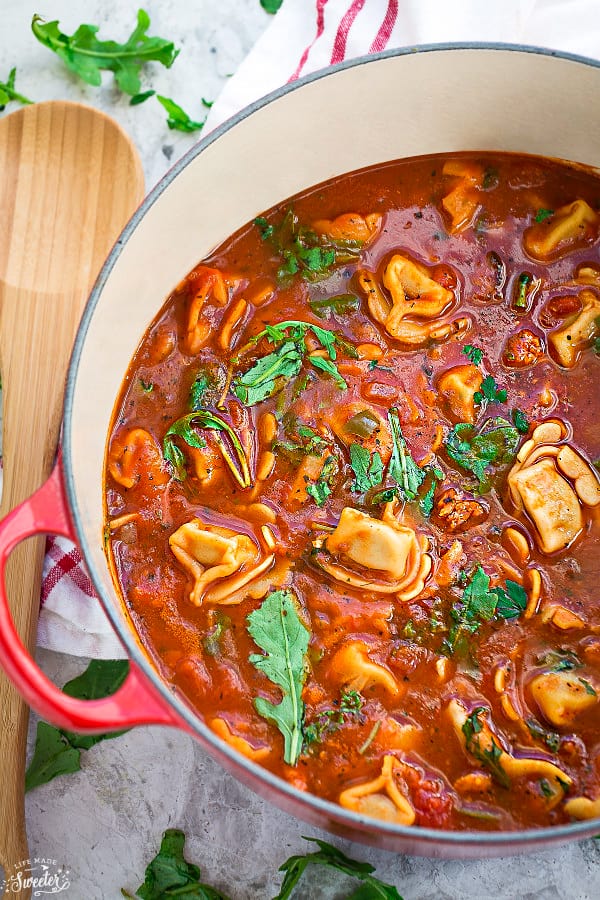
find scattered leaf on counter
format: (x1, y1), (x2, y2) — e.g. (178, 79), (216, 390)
(261, 0), (284, 14)
(31, 10), (179, 95)
(122, 828), (229, 899)
(274, 836), (403, 900)
(130, 89), (156, 105)
(247, 590), (310, 766)
(0, 67), (33, 111)
(25, 660), (130, 792)
(156, 94), (205, 132)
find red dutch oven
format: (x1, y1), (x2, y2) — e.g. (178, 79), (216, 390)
(1, 44), (600, 856)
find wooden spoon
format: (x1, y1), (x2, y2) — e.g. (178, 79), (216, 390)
(0, 101), (144, 899)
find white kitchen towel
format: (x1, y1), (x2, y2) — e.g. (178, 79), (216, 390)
(37, 0), (600, 658)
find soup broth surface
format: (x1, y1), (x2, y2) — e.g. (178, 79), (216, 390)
(106, 152), (600, 832)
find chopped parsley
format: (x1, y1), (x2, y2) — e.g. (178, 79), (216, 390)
(387, 409), (425, 500)
(474, 374), (507, 405)
(462, 707), (510, 789)
(445, 416), (520, 492)
(444, 565), (527, 654)
(349, 443), (384, 493)
(233, 321), (353, 406)
(462, 344), (484, 366)
(139, 378), (154, 393)
(513, 272), (532, 310)
(511, 408), (529, 434)
(303, 690), (364, 746)
(535, 207), (554, 223)
(254, 208), (363, 284)
(306, 455), (338, 507)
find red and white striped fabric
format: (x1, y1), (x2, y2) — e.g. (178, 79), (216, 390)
(38, 0), (600, 658)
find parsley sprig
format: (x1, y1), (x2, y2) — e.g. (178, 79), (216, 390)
(233, 321), (353, 406)
(462, 708), (510, 789)
(474, 374), (507, 405)
(444, 566), (527, 654)
(445, 416), (520, 492)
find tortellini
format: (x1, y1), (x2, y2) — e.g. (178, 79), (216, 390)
(329, 641), (401, 697)
(530, 670), (598, 727)
(108, 427), (169, 490)
(169, 519), (274, 606)
(548, 289), (600, 368)
(339, 755), (416, 825)
(313, 506), (432, 600)
(436, 364), (483, 424)
(507, 421), (600, 553)
(523, 199), (599, 261)
(357, 253), (468, 347)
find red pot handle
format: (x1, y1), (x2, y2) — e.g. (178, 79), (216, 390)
(0, 459), (182, 733)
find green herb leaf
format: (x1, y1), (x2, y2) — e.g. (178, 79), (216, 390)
(307, 355), (348, 389)
(473, 374), (507, 405)
(511, 408), (529, 434)
(31, 10), (179, 96)
(306, 456), (338, 507)
(461, 708), (510, 789)
(303, 690), (364, 746)
(139, 378), (154, 393)
(130, 89), (155, 105)
(462, 344), (484, 366)
(493, 579), (528, 620)
(25, 660), (130, 791)
(261, 0), (284, 13)
(234, 341), (303, 405)
(387, 409), (425, 500)
(25, 723), (82, 793)
(513, 272), (532, 310)
(163, 410), (251, 487)
(129, 828), (229, 900)
(255, 208), (363, 285)
(350, 443), (383, 493)
(535, 208), (554, 223)
(156, 95), (204, 132)
(0, 67), (33, 110)
(525, 718), (561, 753)
(445, 416), (520, 492)
(445, 567), (526, 653)
(309, 293), (359, 320)
(248, 590), (310, 766)
(418, 465), (444, 517)
(274, 837), (402, 900)
(579, 678), (597, 697)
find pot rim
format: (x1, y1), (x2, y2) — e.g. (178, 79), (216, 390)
(63, 41), (600, 850)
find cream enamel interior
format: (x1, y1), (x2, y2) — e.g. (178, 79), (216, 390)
(64, 46), (600, 848)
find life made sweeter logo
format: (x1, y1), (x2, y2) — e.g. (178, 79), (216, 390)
(1, 858), (70, 895)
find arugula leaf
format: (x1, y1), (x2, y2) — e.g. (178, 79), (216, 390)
(387, 409), (425, 500)
(31, 10), (179, 96)
(163, 410), (251, 487)
(157, 95), (204, 132)
(474, 374), (507, 405)
(535, 208), (554, 223)
(273, 421), (327, 465)
(309, 293), (359, 319)
(445, 416), (520, 491)
(126, 828), (229, 900)
(261, 0), (284, 13)
(247, 590), (310, 766)
(234, 342), (303, 405)
(525, 718), (561, 753)
(255, 208), (363, 284)
(350, 443), (383, 493)
(274, 837), (402, 900)
(189, 366), (226, 410)
(462, 344), (483, 365)
(0, 67), (33, 110)
(25, 660), (130, 792)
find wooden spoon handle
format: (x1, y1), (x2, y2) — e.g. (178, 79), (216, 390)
(0, 101), (144, 898)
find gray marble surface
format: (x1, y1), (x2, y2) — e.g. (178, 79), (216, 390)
(2, 1), (600, 897)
